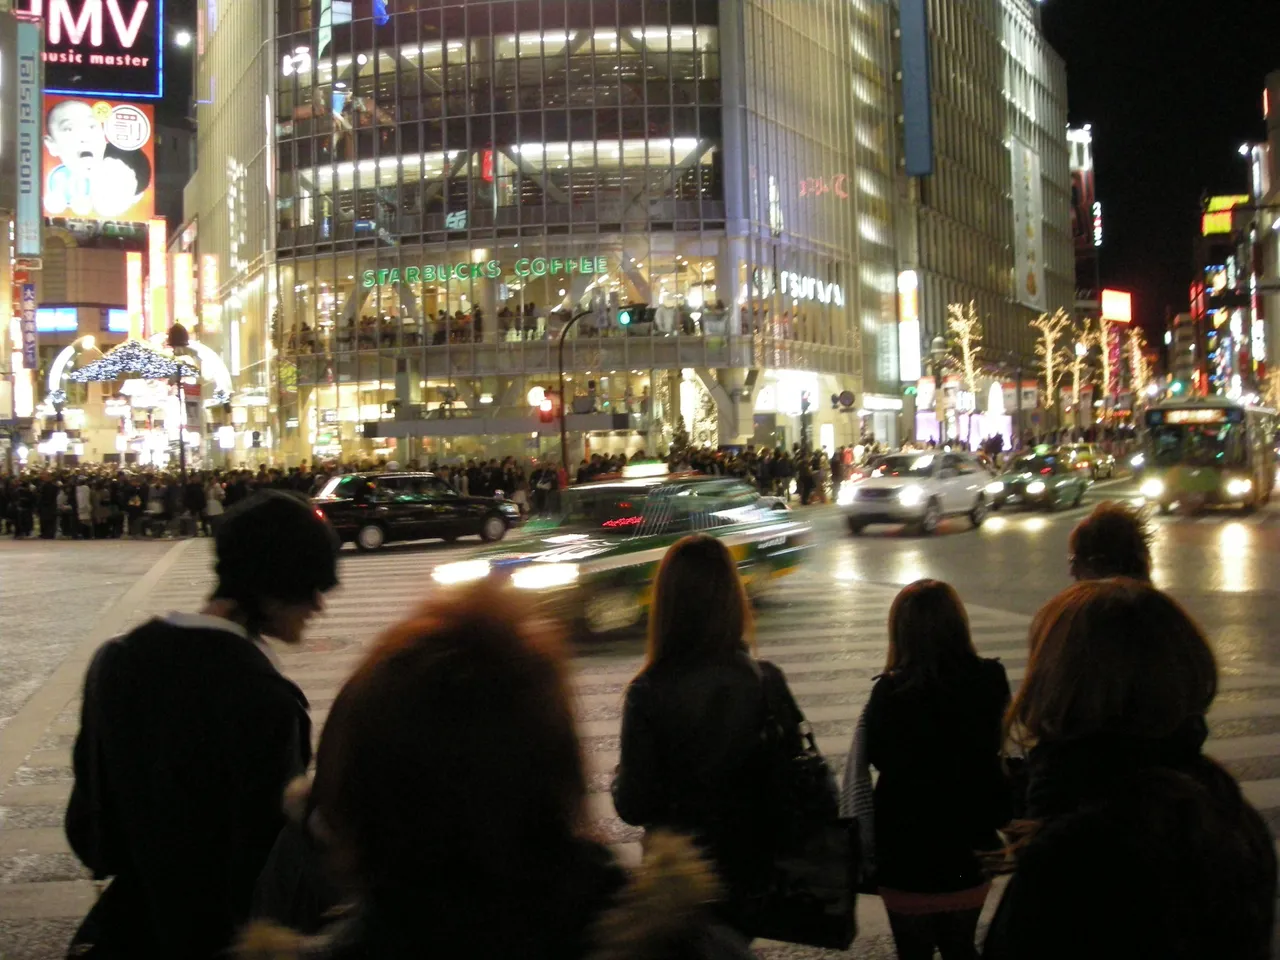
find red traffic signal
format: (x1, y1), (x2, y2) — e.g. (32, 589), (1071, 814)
(538, 397), (555, 423)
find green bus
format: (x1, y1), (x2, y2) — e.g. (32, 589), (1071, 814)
(1138, 399), (1277, 514)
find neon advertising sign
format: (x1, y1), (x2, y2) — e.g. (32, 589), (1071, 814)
(21, 0), (163, 99)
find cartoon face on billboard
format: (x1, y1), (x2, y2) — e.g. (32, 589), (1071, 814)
(42, 95), (154, 223)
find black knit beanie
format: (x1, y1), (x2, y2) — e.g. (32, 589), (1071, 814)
(214, 490), (340, 605)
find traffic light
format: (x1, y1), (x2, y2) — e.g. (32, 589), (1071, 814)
(538, 390), (558, 423)
(617, 303), (648, 328)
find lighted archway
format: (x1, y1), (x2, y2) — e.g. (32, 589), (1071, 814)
(47, 343), (79, 394)
(187, 340), (234, 398)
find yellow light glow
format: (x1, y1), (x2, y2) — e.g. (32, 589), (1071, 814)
(512, 563), (579, 590)
(431, 560), (492, 585)
(80, 335), (95, 349)
(173, 252), (195, 322)
(148, 220), (168, 337)
(127, 252), (145, 339)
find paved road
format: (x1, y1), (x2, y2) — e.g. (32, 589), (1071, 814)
(1, 497), (1279, 958)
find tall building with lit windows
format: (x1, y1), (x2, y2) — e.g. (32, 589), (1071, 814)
(190, 0), (903, 464)
(893, 0), (1072, 441)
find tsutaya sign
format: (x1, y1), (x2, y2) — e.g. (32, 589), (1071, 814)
(362, 256), (610, 288)
(21, 0), (163, 99)
(779, 270), (845, 307)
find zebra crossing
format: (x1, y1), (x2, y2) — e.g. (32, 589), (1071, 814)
(3, 539), (1280, 958)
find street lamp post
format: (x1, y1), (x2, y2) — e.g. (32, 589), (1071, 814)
(557, 309), (595, 478)
(929, 335), (948, 444)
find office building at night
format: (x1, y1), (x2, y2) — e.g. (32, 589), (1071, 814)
(191, 0), (904, 464)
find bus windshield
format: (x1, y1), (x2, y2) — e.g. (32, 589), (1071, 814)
(1149, 423), (1247, 468)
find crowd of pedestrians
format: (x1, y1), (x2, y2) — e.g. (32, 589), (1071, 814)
(53, 490), (1277, 959)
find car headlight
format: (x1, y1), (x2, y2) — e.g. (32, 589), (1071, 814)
(432, 560), (492, 585)
(1130, 453), (1145, 468)
(1226, 477), (1253, 497)
(511, 562), (579, 590)
(985, 480), (1005, 495)
(1026, 481), (1047, 496)
(837, 484), (857, 505)
(898, 486), (925, 507)
(1140, 478), (1165, 500)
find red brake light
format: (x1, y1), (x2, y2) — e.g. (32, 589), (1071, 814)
(315, 508), (325, 519)
(1040, 467), (1052, 475)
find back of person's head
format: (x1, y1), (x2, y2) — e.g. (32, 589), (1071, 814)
(212, 490), (340, 627)
(1009, 578), (1216, 748)
(311, 583), (584, 893)
(645, 534), (751, 671)
(886, 579), (979, 684)
(1068, 501), (1153, 581)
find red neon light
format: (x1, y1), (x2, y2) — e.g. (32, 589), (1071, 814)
(602, 515), (643, 529)
(482, 149), (494, 183)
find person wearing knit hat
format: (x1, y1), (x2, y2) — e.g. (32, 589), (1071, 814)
(64, 490), (341, 959)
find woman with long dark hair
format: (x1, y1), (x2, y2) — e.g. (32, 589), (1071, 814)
(983, 579), (1276, 959)
(842, 580), (1011, 960)
(612, 534), (807, 935)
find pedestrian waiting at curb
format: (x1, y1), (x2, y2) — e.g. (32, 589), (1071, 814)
(1067, 500), (1153, 582)
(984, 578), (1277, 960)
(64, 491), (340, 959)
(243, 582), (751, 960)
(841, 580), (1012, 960)
(612, 534), (814, 940)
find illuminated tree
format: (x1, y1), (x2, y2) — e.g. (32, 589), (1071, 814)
(1031, 309), (1072, 421)
(947, 301), (985, 444)
(1126, 327), (1152, 402)
(1097, 318), (1117, 413)
(1070, 318), (1096, 414)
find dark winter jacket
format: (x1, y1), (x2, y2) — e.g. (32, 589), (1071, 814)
(865, 658), (1011, 893)
(612, 655), (800, 915)
(241, 824), (752, 960)
(983, 724), (1277, 960)
(66, 616), (311, 959)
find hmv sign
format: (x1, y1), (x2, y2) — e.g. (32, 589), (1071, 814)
(19, 0), (163, 99)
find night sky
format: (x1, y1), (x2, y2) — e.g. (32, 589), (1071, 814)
(1041, 0), (1280, 334)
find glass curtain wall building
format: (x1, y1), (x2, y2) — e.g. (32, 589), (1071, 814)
(255, 0), (897, 463)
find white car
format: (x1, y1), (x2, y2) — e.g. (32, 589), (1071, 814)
(839, 452), (994, 535)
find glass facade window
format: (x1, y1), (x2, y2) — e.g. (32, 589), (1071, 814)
(261, 0), (895, 462)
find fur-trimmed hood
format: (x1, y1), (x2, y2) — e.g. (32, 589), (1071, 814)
(239, 780), (751, 960)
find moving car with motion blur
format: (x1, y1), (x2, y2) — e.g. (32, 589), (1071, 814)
(1137, 399), (1276, 514)
(1059, 443), (1116, 480)
(313, 472), (521, 550)
(838, 451), (994, 535)
(430, 464), (812, 637)
(988, 448), (1089, 511)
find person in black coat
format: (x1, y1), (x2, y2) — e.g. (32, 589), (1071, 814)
(37, 472), (58, 538)
(64, 491), (341, 959)
(841, 580), (1010, 960)
(983, 579), (1276, 960)
(612, 535), (807, 937)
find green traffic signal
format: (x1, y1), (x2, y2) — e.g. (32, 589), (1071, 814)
(618, 309), (633, 326)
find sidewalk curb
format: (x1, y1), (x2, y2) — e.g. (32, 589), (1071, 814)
(0, 539), (194, 795)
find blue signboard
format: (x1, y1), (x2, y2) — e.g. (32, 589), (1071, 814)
(20, 284), (37, 369)
(15, 19), (41, 258)
(899, 0), (935, 178)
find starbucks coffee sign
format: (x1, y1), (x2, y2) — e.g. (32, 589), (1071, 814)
(362, 256), (610, 288)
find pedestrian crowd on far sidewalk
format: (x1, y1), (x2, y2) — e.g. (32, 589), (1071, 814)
(51, 488), (1277, 960)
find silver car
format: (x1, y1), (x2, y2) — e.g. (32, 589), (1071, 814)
(838, 451), (996, 535)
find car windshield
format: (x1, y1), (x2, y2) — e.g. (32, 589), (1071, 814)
(1011, 455), (1057, 474)
(539, 485), (654, 532)
(873, 455), (937, 478)
(538, 479), (772, 535)
(317, 475), (364, 498)
(1150, 423), (1247, 468)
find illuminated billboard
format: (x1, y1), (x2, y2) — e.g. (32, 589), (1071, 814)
(20, 0), (163, 99)
(42, 94), (154, 223)
(1100, 289), (1133, 324)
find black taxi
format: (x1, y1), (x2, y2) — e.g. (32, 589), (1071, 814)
(313, 472), (521, 550)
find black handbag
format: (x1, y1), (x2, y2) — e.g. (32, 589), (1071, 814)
(745, 664), (859, 950)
